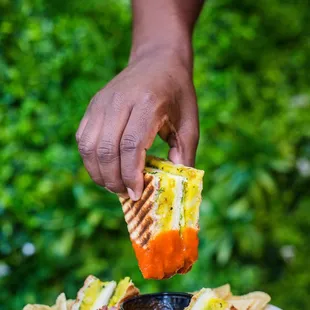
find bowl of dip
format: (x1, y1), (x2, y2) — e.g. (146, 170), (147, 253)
(121, 292), (192, 310)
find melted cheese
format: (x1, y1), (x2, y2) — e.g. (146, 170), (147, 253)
(145, 156), (204, 228)
(144, 168), (184, 233)
(108, 277), (130, 307)
(189, 289), (228, 310)
(91, 282), (116, 310)
(79, 279), (116, 310)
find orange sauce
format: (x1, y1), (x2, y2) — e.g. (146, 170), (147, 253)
(178, 227), (199, 274)
(132, 230), (184, 279)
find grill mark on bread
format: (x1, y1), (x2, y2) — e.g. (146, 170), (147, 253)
(122, 197), (130, 204)
(136, 217), (153, 245)
(126, 183), (154, 222)
(144, 174), (153, 186)
(123, 199), (136, 215)
(140, 231), (152, 247)
(128, 199), (153, 234)
(121, 173), (156, 248)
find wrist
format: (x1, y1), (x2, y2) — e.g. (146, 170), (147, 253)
(129, 36), (193, 73)
(129, 0), (203, 74)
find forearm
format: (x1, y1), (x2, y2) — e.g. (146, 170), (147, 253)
(129, 0), (205, 69)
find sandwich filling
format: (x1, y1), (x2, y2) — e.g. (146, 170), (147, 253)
(108, 277), (131, 307)
(73, 277), (116, 310)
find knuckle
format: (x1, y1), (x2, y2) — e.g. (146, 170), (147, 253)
(78, 140), (96, 158)
(96, 141), (119, 164)
(75, 131), (81, 143)
(90, 91), (101, 105)
(89, 91), (104, 113)
(120, 134), (141, 153)
(141, 91), (158, 106)
(140, 91), (161, 115)
(111, 91), (125, 111)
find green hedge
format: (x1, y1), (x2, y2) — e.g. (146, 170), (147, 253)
(1, 0), (309, 309)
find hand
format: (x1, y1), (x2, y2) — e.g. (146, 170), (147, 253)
(76, 48), (199, 201)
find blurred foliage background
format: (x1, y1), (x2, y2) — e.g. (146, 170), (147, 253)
(1, 0), (310, 309)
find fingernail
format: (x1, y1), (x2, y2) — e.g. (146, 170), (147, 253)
(127, 188), (138, 201)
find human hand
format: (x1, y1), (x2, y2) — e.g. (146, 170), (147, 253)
(76, 48), (199, 201)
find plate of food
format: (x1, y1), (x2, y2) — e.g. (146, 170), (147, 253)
(23, 274), (282, 310)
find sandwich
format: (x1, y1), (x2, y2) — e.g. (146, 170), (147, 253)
(186, 284), (272, 310)
(23, 276), (139, 310)
(185, 288), (228, 310)
(119, 155), (204, 279)
(72, 275), (139, 310)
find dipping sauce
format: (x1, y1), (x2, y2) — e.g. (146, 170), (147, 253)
(178, 227), (199, 274)
(132, 230), (184, 279)
(121, 293), (192, 310)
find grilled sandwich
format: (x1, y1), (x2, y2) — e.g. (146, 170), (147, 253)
(72, 275), (139, 310)
(119, 155), (204, 279)
(185, 288), (228, 310)
(186, 285), (272, 310)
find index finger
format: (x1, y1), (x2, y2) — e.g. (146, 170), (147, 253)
(120, 102), (168, 201)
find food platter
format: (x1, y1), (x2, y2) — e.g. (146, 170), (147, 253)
(23, 276), (283, 310)
(23, 159), (282, 310)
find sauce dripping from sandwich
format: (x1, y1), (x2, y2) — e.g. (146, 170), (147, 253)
(178, 227), (199, 274)
(132, 230), (184, 279)
(132, 228), (199, 279)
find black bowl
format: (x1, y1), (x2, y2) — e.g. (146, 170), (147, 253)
(121, 292), (193, 310)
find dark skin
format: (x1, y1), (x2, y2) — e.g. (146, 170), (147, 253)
(76, 0), (205, 201)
